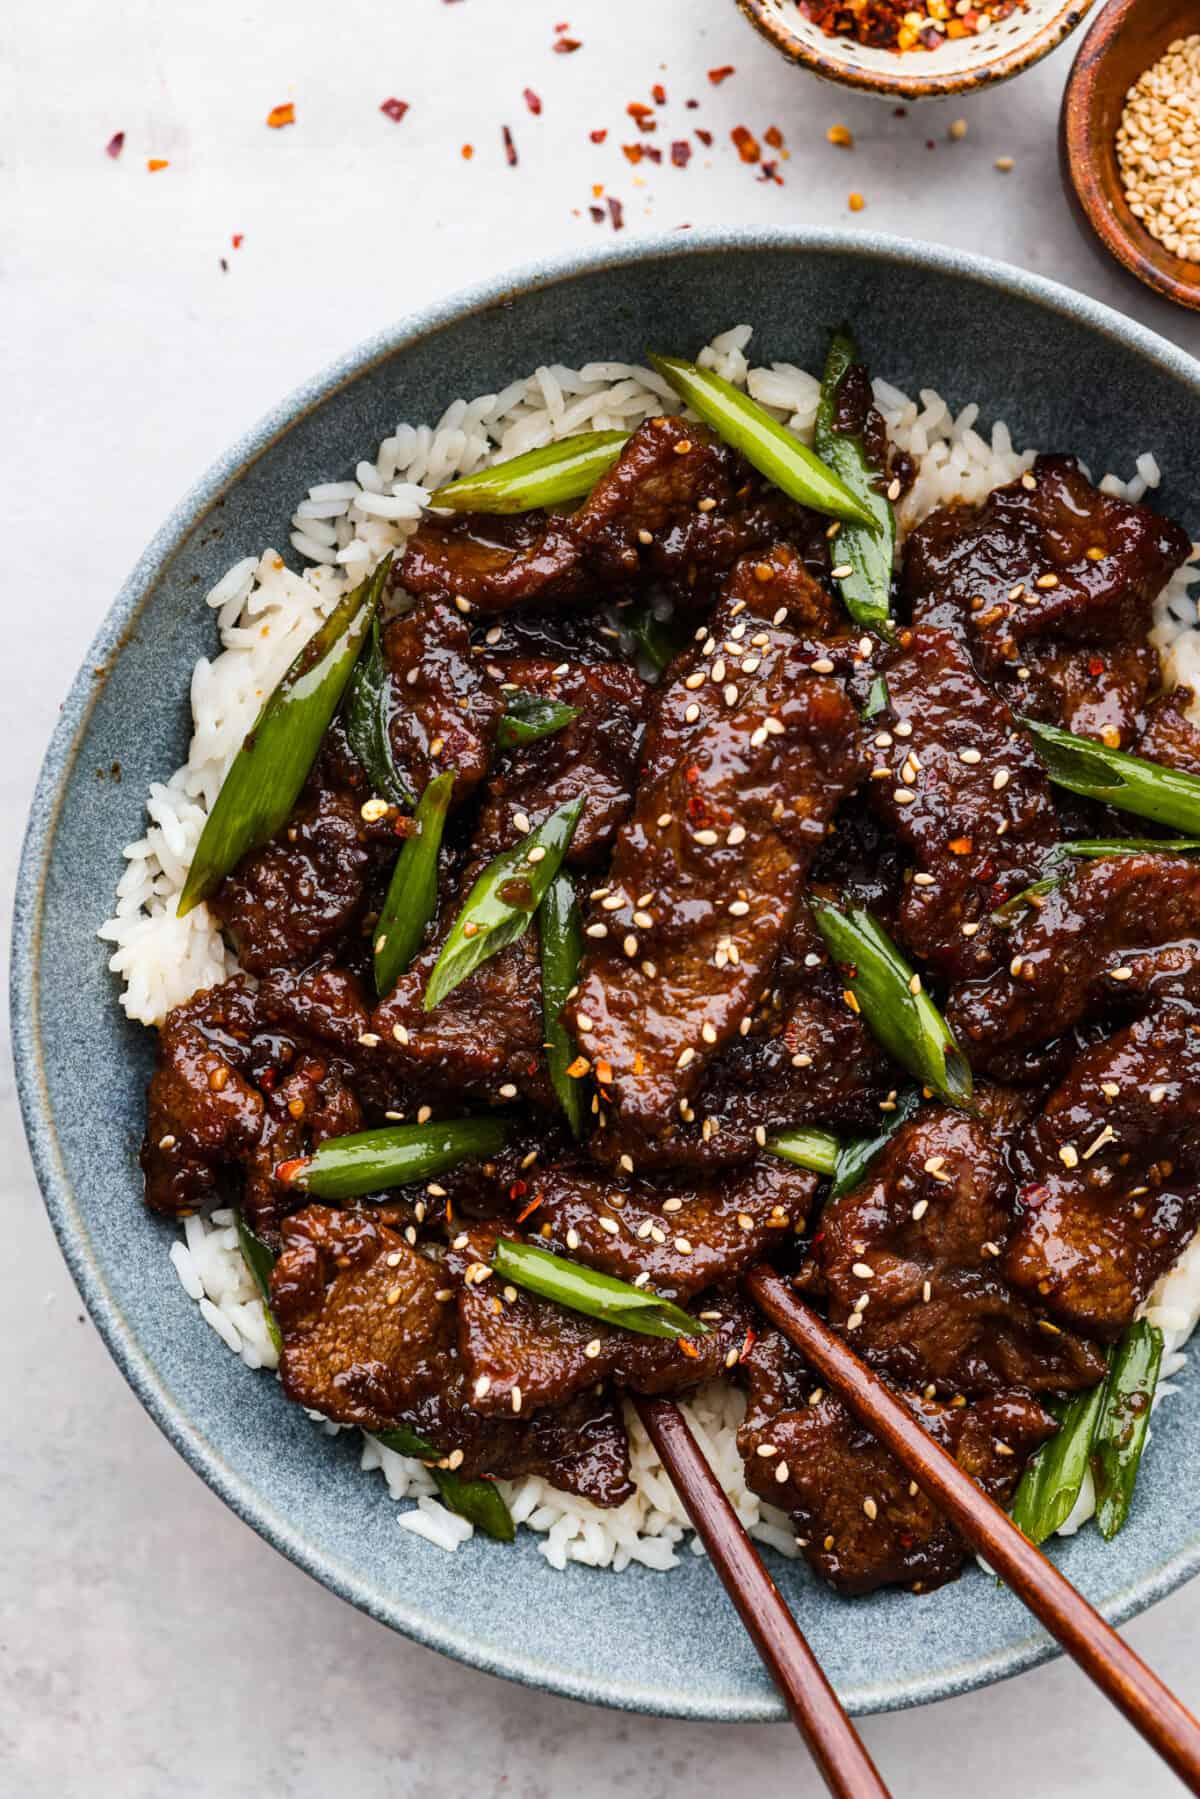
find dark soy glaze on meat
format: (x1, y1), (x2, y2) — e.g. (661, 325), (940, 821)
(799, 1107), (1106, 1395)
(572, 590), (869, 1160)
(870, 625), (1059, 978)
(139, 398), (1200, 1597)
(737, 1329), (1056, 1593)
(398, 416), (831, 615)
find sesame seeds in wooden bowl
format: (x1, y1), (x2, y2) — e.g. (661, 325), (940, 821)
(1062, 0), (1200, 311)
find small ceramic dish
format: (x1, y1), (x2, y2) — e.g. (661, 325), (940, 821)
(734, 0), (1099, 100)
(1061, 0), (1200, 312)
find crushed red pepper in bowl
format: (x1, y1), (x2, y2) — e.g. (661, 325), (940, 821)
(798, 0), (1025, 52)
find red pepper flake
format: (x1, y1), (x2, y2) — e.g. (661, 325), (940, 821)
(652, 82), (667, 104)
(607, 195), (624, 230)
(461, 143), (475, 159)
(644, 144), (662, 164)
(502, 124), (518, 166)
(671, 140), (692, 167)
(589, 204), (606, 223)
(708, 64), (735, 84)
(380, 97), (409, 123)
(764, 125), (784, 150)
(678, 1338), (701, 1359)
(757, 160), (783, 185)
(685, 97), (699, 109)
(627, 101), (656, 133)
(516, 1191), (544, 1223)
(622, 143), (643, 165)
(553, 35), (582, 51)
(105, 131), (125, 160)
(1088, 655), (1106, 677)
(695, 128), (713, 147)
(524, 87), (542, 115)
(589, 128), (607, 143)
(146, 158), (169, 173)
(739, 1328), (756, 1363)
(266, 102), (295, 129)
(232, 233), (244, 249)
(275, 1156), (308, 1186)
(731, 125), (760, 164)
(219, 258), (229, 274)
(948, 836), (973, 856)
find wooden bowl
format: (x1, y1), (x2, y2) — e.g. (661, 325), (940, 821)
(1062, 0), (1200, 310)
(735, 0), (1099, 101)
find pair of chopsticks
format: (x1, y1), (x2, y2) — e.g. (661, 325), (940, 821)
(636, 1268), (1200, 1797)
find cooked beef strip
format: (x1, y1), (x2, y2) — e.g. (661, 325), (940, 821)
(397, 416), (829, 615)
(208, 783), (382, 975)
(373, 884), (551, 1109)
(573, 592), (869, 1162)
(516, 1159), (818, 1302)
(1136, 684), (1200, 773)
(947, 854), (1200, 1072)
(142, 975), (367, 1234)
(451, 1229), (752, 1415)
(381, 596), (503, 805)
(473, 656), (646, 865)
(740, 1367), (1055, 1595)
(1004, 994), (1200, 1338)
(1006, 640), (1161, 748)
(869, 625), (1060, 979)
(905, 454), (1191, 674)
(797, 1107), (1105, 1395)
(272, 1205), (633, 1504)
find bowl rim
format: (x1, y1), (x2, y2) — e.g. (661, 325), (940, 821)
(1060, 0), (1200, 312)
(13, 225), (1200, 1723)
(734, 0), (1100, 99)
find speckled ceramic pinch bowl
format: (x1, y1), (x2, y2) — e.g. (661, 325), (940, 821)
(13, 230), (1200, 1722)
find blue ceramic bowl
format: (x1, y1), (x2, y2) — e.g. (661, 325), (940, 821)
(14, 230), (1200, 1722)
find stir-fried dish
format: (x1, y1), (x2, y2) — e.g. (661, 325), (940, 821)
(139, 333), (1200, 1594)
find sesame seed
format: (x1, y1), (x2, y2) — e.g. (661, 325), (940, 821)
(694, 829), (718, 846)
(623, 934), (639, 958)
(737, 1213), (754, 1231)
(863, 1497), (878, 1521)
(728, 898), (750, 916)
(1150, 1085), (1167, 1103)
(513, 812), (531, 834)
(895, 720), (913, 737)
(922, 1281), (932, 1303)
(846, 1311), (863, 1331)
(959, 747), (982, 765)
(831, 564), (853, 580)
(811, 658), (835, 675)
(1111, 966), (1134, 981)
(756, 1442), (779, 1458)
(474, 1375), (491, 1400)
(852, 1262), (875, 1279)
(701, 1021), (717, 1043)
(772, 607), (788, 626)
(585, 1338), (603, 1358)
(993, 769), (1010, 791)
(1059, 1144), (1080, 1169)
(893, 789), (915, 806)
(674, 1236), (694, 1255)
(585, 922), (608, 938)
(775, 1461), (790, 1485)
(685, 671), (705, 690)
(602, 893), (624, 911)
(725, 1347), (740, 1369)
(511, 1386), (523, 1413)
(357, 1032), (381, 1048)
(676, 1046), (695, 1070)
(912, 1199), (928, 1220)
(887, 477), (901, 501)
(727, 824), (746, 845)
(392, 1023), (410, 1046)
(620, 1154), (634, 1174)
(1035, 573), (1059, 590)
(913, 872), (934, 887)
(498, 1082), (518, 1099)
(527, 845), (546, 864)
(723, 683), (738, 706)
(566, 1227), (580, 1250)
(361, 797), (391, 823)
(599, 1216), (620, 1237)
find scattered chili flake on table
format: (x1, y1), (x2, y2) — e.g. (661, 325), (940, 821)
(671, 139), (692, 167)
(994, 155), (1015, 172)
(502, 124), (518, 165)
(708, 65), (735, 83)
(764, 125), (785, 150)
(590, 128), (607, 143)
(652, 82), (667, 104)
(553, 34), (582, 51)
(105, 131), (125, 159)
(266, 102), (295, 129)
(232, 233), (244, 248)
(607, 195), (624, 230)
(462, 143), (475, 159)
(695, 128), (713, 147)
(589, 204), (605, 223)
(380, 97), (409, 123)
(147, 158), (169, 172)
(827, 123), (854, 149)
(623, 143), (643, 164)
(848, 191), (866, 211)
(758, 160), (783, 185)
(627, 101), (656, 132)
(524, 87), (542, 114)
(731, 125), (761, 164)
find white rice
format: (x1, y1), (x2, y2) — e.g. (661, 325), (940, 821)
(105, 325), (1200, 1562)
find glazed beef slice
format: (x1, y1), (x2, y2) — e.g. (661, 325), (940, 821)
(573, 593), (867, 1160)
(381, 595), (503, 805)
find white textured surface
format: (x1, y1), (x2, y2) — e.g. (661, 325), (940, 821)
(6, 2), (1200, 1794)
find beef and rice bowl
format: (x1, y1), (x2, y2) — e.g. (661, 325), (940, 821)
(102, 325), (1200, 1586)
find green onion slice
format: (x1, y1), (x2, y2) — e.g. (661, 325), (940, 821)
(540, 873), (586, 1137)
(647, 353), (876, 528)
(497, 691), (580, 749)
(809, 899), (973, 1108)
(277, 1118), (510, 1202)
(813, 327), (895, 632)
(428, 432), (629, 514)
(1024, 717), (1200, 837)
(374, 1427), (516, 1541)
(179, 556), (389, 914)
(345, 614), (412, 806)
(492, 1237), (709, 1341)
(235, 1213), (283, 1355)
(424, 796), (583, 1011)
(1092, 1319), (1163, 1541)
(1009, 1374), (1110, 1546)
(374, 770), (455, 998)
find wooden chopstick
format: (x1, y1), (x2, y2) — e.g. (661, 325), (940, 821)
(745, 1266), (1200, 1793)
(632, 1394), (891, 1799)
